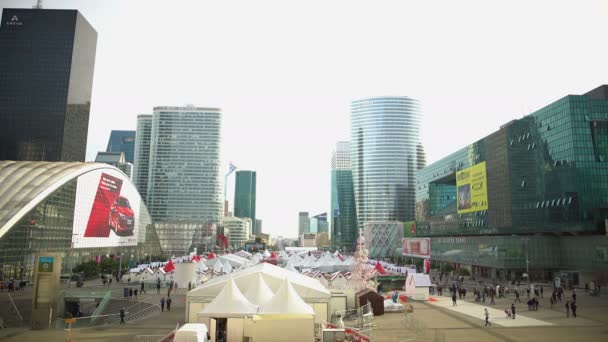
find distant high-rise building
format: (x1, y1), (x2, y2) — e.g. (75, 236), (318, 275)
(106, 130), (136, 163)
(313, 213), (328, 233)
(95, 151), (133, 178)
(416, 143), (426, 171)
(351, 97), (421, 227)
(234, 170), (256, 234)
(255, 219), (262, 235)
(331, 141), (358, 252)
(298, 212), (310, 236)
(0, 8), (97, 162)
(147, 106), (223, 224)
(223, 216), (251, 249)
(133, 115), (152, 203)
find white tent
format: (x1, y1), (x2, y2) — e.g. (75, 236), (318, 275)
(259, 279), (315, 315)
(222, 260), (233, 274)
(219, 254), (249, 268)
(212, 260), (223, 274)
(284, 261), (299, 273)
(196, 262), (209, 273)
(187, 263), (331, 324)
(200, 276), (258, 315)
(404, 274), (431, 300)
(262, 250), (271, 258)
(244, 273), (275, 306)
(234, 250), (252, 259)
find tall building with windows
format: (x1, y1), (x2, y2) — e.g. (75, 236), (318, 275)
(133, 115), (152, 203)
(0, 8), (97, 162)
(312, 213), (328, 233)
(147, 106), (223, 225)
(234, 170), (256, 234)
(350, 97), (421, 228)
(331, 141), (358, 252)
(298, 212), (310, 236)
(416, 85), (608, 283)
(106, 130), (136, 163)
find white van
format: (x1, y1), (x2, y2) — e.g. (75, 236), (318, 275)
(174, 323), (209, 342)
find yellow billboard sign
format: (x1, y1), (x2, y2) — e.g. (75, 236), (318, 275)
(456, 161), (488, 214)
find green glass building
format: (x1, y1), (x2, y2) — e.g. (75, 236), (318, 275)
(234, 170), (256, 234)
(331, 141), (359, 252)
(416, 85), (608, 285)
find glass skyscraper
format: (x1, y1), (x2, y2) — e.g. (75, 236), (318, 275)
(234, 170), (256, 234)
(106, 130), (136, 163)
(147, 106), (223, 225)
(416, 85), (608, 282)
(331, 141), (358, 252)
(350, 97), (421, 227)
(0, 9), (97, 162)
(133, 115), (152, 203)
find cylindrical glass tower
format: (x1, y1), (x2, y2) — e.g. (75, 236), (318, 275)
(350, 96), (421, 227)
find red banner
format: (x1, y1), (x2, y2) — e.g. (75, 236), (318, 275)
(84, 173), (123, 237)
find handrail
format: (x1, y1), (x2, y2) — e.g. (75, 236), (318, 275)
(7, 293), (23, 321)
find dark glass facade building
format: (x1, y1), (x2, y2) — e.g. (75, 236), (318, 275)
(416, 85), (608, 283)
(106, 130), (136, 163)
(331, 141), (358, 252)
(234, 170), (256, 233)
(0, 9), (97, 162)
(133, 115), (152, 203)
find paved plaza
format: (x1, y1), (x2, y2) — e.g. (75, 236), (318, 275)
(2, 279), (608, 341)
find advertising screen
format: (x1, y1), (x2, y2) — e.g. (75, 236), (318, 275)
(456, 161), (489, 214)
(402, 238), (431, 258)
(71, 169), (142, 248)
(403, 221), (416, 237)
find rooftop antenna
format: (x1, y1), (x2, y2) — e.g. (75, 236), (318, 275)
(33, 0), (43, 9)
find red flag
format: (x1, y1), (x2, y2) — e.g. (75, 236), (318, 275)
(207, 252), (216, 259)
(374, 262), (387, 275)
(163, 259), (175, 273)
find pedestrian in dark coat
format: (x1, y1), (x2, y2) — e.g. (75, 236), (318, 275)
(119, 308), (126, 324)
(160, 297), (165, 312)
(511, 303), (516, 319)
(166, 297), (172, 311)
(570, 301), (577, 318)
(565, 300), (570, 318)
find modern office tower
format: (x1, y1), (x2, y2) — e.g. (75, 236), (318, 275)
(95, 151), (133, 178)
(331, 141), (358, 252)
(255, 219), (262, 235)
(0, 9), (97, 162)
(106, 130), (136, 163)
(133, 115), (152, 203)
(313, 213), (328, 233)
(351, 97), (421, 228)
(416, 143), (426, 171)
(147, 106), (223, 225)
(416, 85), (608, 282)
(298, 212), (310, 236)
(234, 170), (256, 233)
(223, 216), (251, 249)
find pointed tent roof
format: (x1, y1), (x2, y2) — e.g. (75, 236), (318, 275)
(222, 260), (233, 274)
(244, 273), (275, 306)
(259, 279), (315, 315)
(262, 250), (271, 258)
(201, 276), (258, 315)
(163, 259), (175, 273)
(207, 252), (216, 259)
(284, 261), (299, 273)
(213, 260), (224, 273)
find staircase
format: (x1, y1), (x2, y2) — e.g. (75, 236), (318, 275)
(101, 299), (161, 325)
(0, 295), (30, 328)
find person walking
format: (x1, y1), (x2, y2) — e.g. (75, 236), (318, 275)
(134, 288), (138, 300)
(119, 307), (126, 324)
(515, 290), (521, 303)
(188, 281), (192, 291)
(129, 288), (133, 300)
(484, 308), (492, 327)
(160, 297), (165, 312)
(540, 286), (544, 298)
(141, 281), (146, 294)
(156, 281), (161, 295)
(490, 292), (495, 305)
(571, 301), (577, 318)
(166, 297), (172, 312)
(511, 303), (516, 319)
(572, 290), (577, 302)
(452, 292), (457, 306)
(565, 300), (570, 318)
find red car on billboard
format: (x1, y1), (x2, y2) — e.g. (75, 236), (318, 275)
(108, 196), (135, 236)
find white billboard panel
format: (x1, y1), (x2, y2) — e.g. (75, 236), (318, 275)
(402, 238), (431, 259)
(71, 169), (142, 248)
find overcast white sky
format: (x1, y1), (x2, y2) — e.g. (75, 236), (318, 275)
(2, 0), (607, 239)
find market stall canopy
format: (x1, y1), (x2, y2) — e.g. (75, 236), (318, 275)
(188, 262), (330, 301)
(259, 279), (315, 315)
(244, 273), (275, 306)
(200, 276), (258, 315)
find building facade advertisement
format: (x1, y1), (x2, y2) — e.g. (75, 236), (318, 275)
(72, 169), (141, 248)
(404, 221), (416, 237)
(402, 238), (431, 258)
(456, 161), (489, 214)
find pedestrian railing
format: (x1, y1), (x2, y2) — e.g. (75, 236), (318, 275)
(7, 294), (23, 322)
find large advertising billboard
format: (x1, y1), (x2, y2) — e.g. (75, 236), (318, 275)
(71, 169), (142, 248)
(456, 161), (488, 214)
(402, 238), (431, 258)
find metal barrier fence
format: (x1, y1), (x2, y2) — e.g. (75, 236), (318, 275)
(133, 336), (166, 342)
(334, 303), (374, 329)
